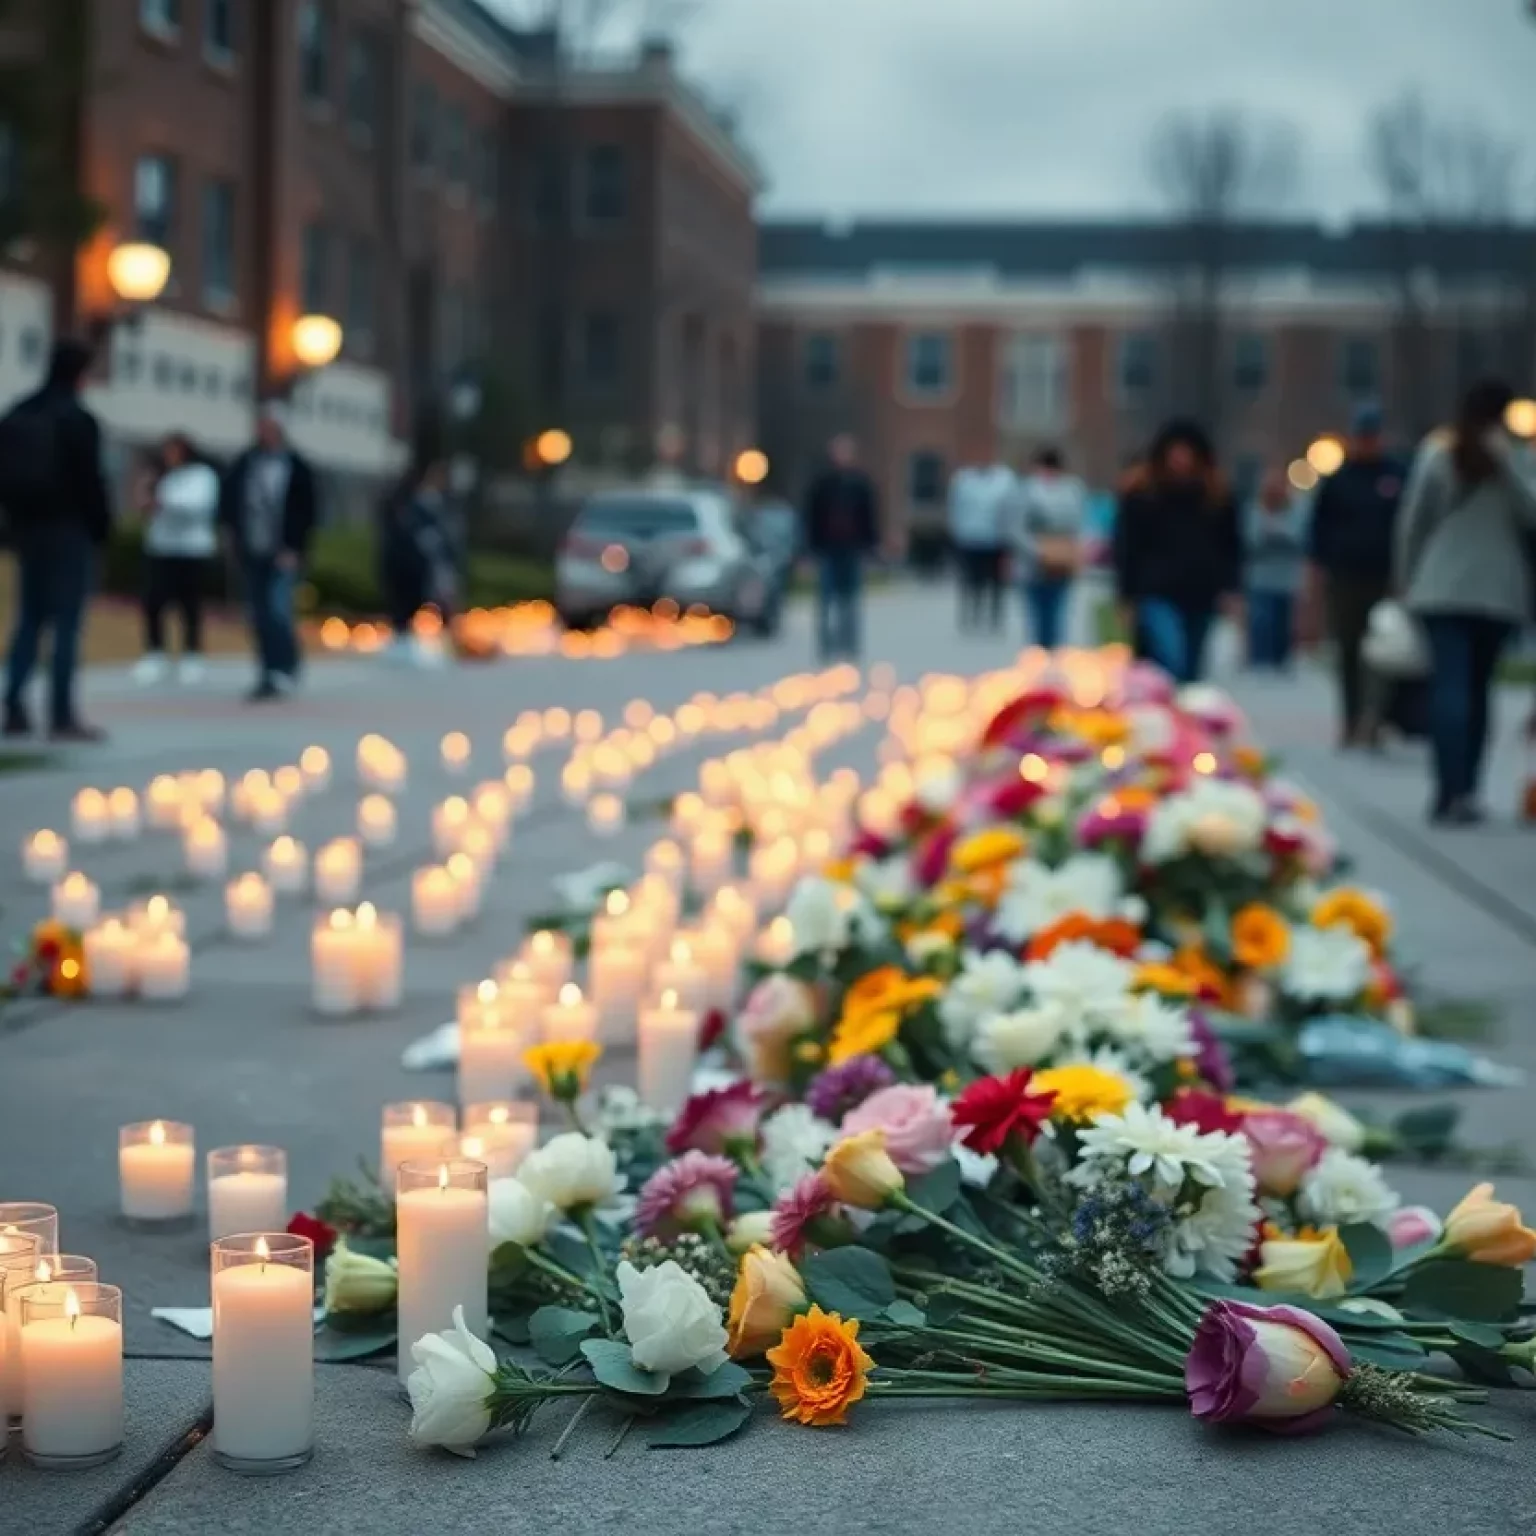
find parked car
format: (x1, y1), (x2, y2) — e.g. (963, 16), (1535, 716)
(556, 486), (782, 635)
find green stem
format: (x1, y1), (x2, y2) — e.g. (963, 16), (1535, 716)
(577, 1211), (614, 1332)
(526, 1248), (611, 1312)
(913, 1326), (1184, 1391)
(890, 1195), (1040, 1284)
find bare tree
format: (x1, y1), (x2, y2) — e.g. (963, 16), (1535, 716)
(1147, 107), (1300, 452)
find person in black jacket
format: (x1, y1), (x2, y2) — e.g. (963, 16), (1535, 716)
(220, 402), (318, 702)
(2, 338), (112, 740)
(1112, 419), (1243, 684)
(802, 433), (880, 662)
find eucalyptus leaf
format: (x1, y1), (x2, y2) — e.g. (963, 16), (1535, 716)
(581, 1338), (671, 1396)
(313, 1325), (397, 1362)
(647, 1400), (753, 1448)
(673, 1361), (753, 1400)
(528, 1305), (600, 1365)
(906, 1159), (962, 1215)
(1448, 1319), (1508, 1350)
(801, 1246), (896, 1321)
(884, 1299), (926, 1329)
(1337, 1223), (1394, 1290)
(1402, 1259), (1523, 1323)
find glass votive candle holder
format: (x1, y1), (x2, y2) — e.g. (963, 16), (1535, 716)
(211, 1234), (314, 1474)
(395, 1160), (488, 1382)
(462, 1101), (539, 1170)
(14, 1252), (98, 1297)
(379, 1102), (456, 1184)
(1, 1230), (42, 1424)
(0, 1201), (60, 1258)
(119, 1120), (196, 1225)
(19, 1283), (124, 1469)
(207, 1146), (289, 1242)
(441, 1131), (521, 1180)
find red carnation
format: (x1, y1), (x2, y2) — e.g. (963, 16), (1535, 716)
(286, 1211), (338, 1261)
(1166, 1089), (1245, 1138)
(696, 1006), (727, 1053)
(950, 1069), (1057, 1157)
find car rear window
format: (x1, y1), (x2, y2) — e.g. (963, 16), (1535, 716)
(576, 499), (699, 539)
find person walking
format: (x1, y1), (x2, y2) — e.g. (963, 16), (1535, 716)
(1302, 405), (1404, 747)
(0, 338), (111, 741)
(802, 433), (880, 663)
(1112, 419), (1243, 685)
(1395, 378), (1536, 826)
(1003, 446), (1085, 650)
(133, 433), (220, 686)
(380, 447), (457, 666)
(946, 459), (1013, 633)
(220, 402), (317, 702)
(1243, 467), (1310, 671)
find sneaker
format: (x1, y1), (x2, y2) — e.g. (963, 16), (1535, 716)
(132, 653), (169, 686)
(2, 704), (31, 738)
(246, 680), (281, 703)
(271, 670), (299, 695)
(175, 656), (205, 685)
(49, 721), (108, 744)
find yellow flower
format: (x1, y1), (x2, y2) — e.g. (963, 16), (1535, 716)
(1312, 888), (1392, 958)
(1131, 963), (1198, 999)
(1443, 1184), (1536, 1267)
(827, 968), (941, 1066)
(794, 1039), (826, 1065)
(522, 1039), (602, 1102)
(1230, 903), (1291, 971)
(949, 826), (1027, 876)
(1285, 1092), (1366, 1151)
(822, 1129), (904, 1209)
(1031, 1064), (1135, 1121)
(728, 1245), (808, 1358)
(823, 857), (857, 884)
(828, 1009), (900, 1066)
(322, 1237), (399, 1316)
(1254, 1229), (1352, 1299)
(766, 1305), (874, 1426)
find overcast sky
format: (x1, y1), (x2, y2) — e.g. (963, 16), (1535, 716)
(493, 0), (1536, 221)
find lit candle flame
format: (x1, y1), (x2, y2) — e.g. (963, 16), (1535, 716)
(672, 940), (692, 964)
(149, 1120), (166, 1146)
(148, 895), (169, 920)
(255, 1235), (270, 1261)
(661, 988), (679, 1010)
(330, 908), (353, 930)
(64, 1286), (80, 1328)
(437, 1163), (449, 1191)
(356, 902), (378, 928)
(36, 1258), (52, 1283)
(558, 982), (582, 1006)
(531, 930), (554, 955)
(477, 979), (498, 1005)
(606, 890), (629, 917)
(462, 1136), (484, 1159)
(411, 1104), (427, 1128)
(489, 1106), (508, 1125)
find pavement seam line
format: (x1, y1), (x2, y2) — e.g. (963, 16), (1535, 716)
(72, 1407), (213, 1536)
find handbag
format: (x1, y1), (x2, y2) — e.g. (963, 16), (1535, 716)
(1362, 599), (1430, 679)
(1033, 532), (1082, 578)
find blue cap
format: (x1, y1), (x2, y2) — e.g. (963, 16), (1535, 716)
(1351, 402), (1384, 436)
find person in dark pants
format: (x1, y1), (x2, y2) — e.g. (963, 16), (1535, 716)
(1395, 379), (1536, 824)
(1302, 405), (1405, 747)
(1112, 419), (1243, 684)
(1003, 446), (1085, 650)
(802, 433), (880, 662)
(1243, 468), (1310, 670)
(220, 402), (318, 702)
(0, 338), (112, 741)
(380, 444), (456, 665)
(947, 461), (1013, 633)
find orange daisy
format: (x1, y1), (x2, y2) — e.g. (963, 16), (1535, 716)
(766, 1305), (875, 1426)
(1230, 904), (1290, 970)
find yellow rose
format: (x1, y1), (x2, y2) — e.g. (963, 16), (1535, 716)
(1254, 1230), (1352, 1300)
(727, 1245), (808, 1358)
(523, 1039), (602, 1103)
(726, 1211), (776, 1255)
(1443, 1184), (1536, 1267)
(822, 1129), (904, 1209)
(949, 827), (1027, 876)
(322, 1237), (399, 1317)
(1285, 1092), (1366, 1153)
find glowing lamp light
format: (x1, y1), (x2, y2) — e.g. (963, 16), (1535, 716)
(1305, 436), (1346, 476)
(106, 241), (172, 305)
(535, 428), (573, 467)
(1287, 459), (1319, 492)
(292, 314), (344, 370)
(734, 448), (770, 485)
(1503, 397), (1536, 438)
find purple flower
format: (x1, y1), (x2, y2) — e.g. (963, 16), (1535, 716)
(1186, 1300), (1351, 1434)
(1187, 1007), (1235, 1094)
(634, 1151), (738, 1240)
(804, 1056), (897, 1122)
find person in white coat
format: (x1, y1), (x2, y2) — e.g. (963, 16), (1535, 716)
(133, 433), (221, 684)
(947, 460), (1016, 633)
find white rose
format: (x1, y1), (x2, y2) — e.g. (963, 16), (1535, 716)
(407, 1305), (498, 1457)
(1285, 1091), (1366, 1153)
(1297, 1148), (1400, 1231)
(973, 1003), (1069, 1075)
(616, 1259), (728, 1378)
(487, 1177), (556, 1250)
(785, 876), (849, 955)
(516, 1132), (625, 1213)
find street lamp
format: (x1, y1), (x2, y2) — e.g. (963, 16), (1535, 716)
(292, 314), (343, 372)
(733, 447), (770, 486)
(1305, 435), (1345, 476)
(534, 428), (573, 467)
(106, 241), (172, 308)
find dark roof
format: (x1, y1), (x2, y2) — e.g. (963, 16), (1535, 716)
(435, 0), (524, 56)
(758, 219), (1536, 280)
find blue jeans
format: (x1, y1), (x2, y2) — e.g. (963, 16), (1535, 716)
(1246, 590), (1294, 670)
(816, 551), (862, 661)
(1423, 613), (1510, 812)
(5, 527), (93, 727)
(1024, 577), (1070, 649)
(244, 557), (300, 682)
(1138, 598), (1214, 684)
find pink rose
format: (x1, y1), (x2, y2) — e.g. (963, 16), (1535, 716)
(1387, 1205), (1442, 1250)
(734, 974), (816, 1086)
(840, 1083), (952, 1176)
(1242, 1109), (1328, 1198)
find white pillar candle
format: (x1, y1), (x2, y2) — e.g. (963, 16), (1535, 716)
(0, 1230), (40, 1422)
(587, 792), (625, 836)
(354, 904), (402, 1011)
(232, 770), (270, 821)
(225, 873), (275, 940)
(590, 889), (633, 952)
(207, 1147), (289, 1242)
(183, 817), (228, 879)
(129, 894), (186, 939)
(380, 1103), (456, 1183)
(249, 788), (289, 836)
(107, 787), (142, 840)
(262, 836), (308, 894)
(444, 1132), (520, 1180)
(463, 1103), (538, 1170)
(523, 929), (573, 994)
(458, 1003), (527, 1105)
(541, 982), (598, 1043)
(458, 822), (496, 876)
(211, 1235), (313, 1471)
(589, 941), (647, 1042)
(191, 768), (227, 815)
(146, 776), (183, 830)
(357, 793), (397, 848)
(471, 782), (512, 847)
(412, 866), (459, 935)
(83, 918), (136, 998)
(690, 829), (733, 895)
(137, 931), (191, 1001)
(639, 988), (700, 1115)
(119, 1120), (195, 1222)
(299, 745), (331, 791)
(395, 1162), (488, 1382)
(440, 731), (472, 774)
(311, 910), (360, 1016)
(51, 872), (100, 929)
(432, 796), (472, 857)
(71, 788), (110, 844)
(23, 829), (68, 884)
(560, 760), (592, 805)
(645, 838), (685, 890)
(504, 763), (534, 809)
(490, 960), (551, 1018)
(445, 852), (482, 922)
(273, 765), (305, 803)
(690, 924), (738, 1011)
(710, 884), (758, 946)
(313, 838), (362, 905)
(654, 938), (710, 1013)
(19, 1284), (123, 1469)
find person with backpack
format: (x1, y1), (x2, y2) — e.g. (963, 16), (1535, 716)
(1, 338), (112, 741)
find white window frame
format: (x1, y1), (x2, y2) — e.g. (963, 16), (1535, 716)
(998, 331), (1068, 432)
(902, 330), (954, 404)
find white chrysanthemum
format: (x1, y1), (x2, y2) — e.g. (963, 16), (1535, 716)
(993, 854), (1124, 945)
(1092, 991), (1195, 1065)
(1023, 941), (1135, 1018)
(972, 1001), (1072, 1075)
(760, 1103), (837, 1194)
(1297, 1147), (1400, 1231)
(904, 929), (955, 970)
(938, 948), (1028, 1051)
(853, 855), (915, 910)
(785, 876), (849, 955)
(1281, 925), (1372, 1004)
(1142, 780), (1267, 865)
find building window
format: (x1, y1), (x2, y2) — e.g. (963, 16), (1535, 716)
(582, 310), (622, 388)
(999, 333), (1067, 430)
(347, 240), (374, 348)
(478, 133), (498, 213)
(204, 0), (235, 62)
(584, 145), (625, 223)
(298, 1), (332, 104)
(201, 178), (235, 309)
(1232, 332), (1267, 394)
(411, 81), (435, 171)
(904, 332), (952, 398)
(442, 105), (466, 188)
(1339, 335), (1380, 400)
(345, 32), (377, 142)
(804, 332), (839, 390)
(140, 0), (181, 39)
(1116, 331), (1158, 401)
(301, 222), (329, 313)
(908, 450), (946, 506)
(134, 154), (177, 251)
